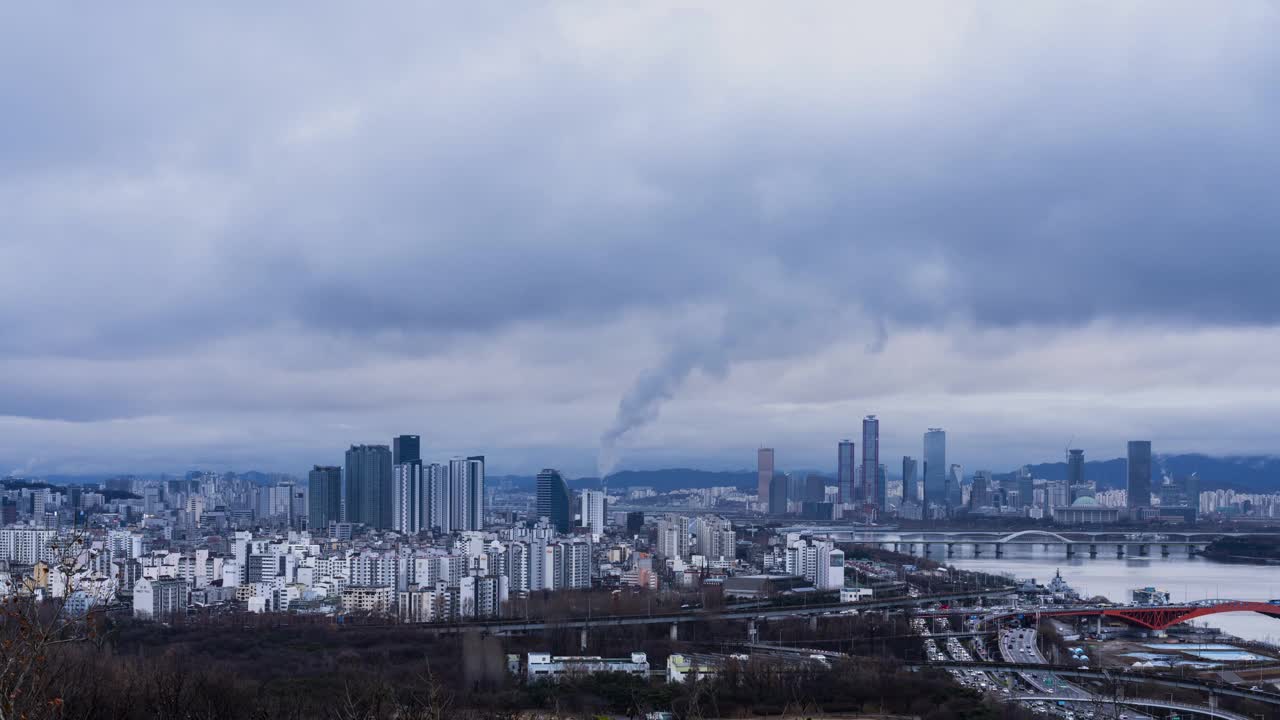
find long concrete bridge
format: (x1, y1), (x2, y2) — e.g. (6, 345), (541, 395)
(765, 526), (1248, 558)
(918, 600), (1280, 631)
(782, 527), (1248, 543)
(884, 529), (1221, 558)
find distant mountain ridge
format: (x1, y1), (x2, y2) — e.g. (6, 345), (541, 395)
(493, 468), (759, 493)
(995, 453), (1280, 492)
(14, 453), (1280, 493)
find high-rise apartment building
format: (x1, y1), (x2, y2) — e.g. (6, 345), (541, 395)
(132, 577), (187, 620)
(392, 435), (425, 535)
(448, 457), (469, 533)
(784, 536), (845, 591)
(0, 529), (58, 564)
(536, 469), (572, 533)
(424, 462), (448, 533)
(656, 515), (691, 560)
(558, 539), (592, 589)
(345, 445), (393, 529)
(861, 416), (880, 508)
(923, 429), (946, 510)
(392, 461), (423, 534)
(465, 455), (485, 530)
(443, 456), (485, 532)
(1127, 440), (1152, 508)
(901, 456), (918, 505)
(757, 448), (775, 503)
(581, 489), (606, 537)
(693, 516), (735, 561)
(837, 440), (855, 505)
(307, 466), (342, 532)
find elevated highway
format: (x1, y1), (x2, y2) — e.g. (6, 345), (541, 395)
(1013, 694), (1250, 720)
(914, 660), (1280, 707)
(378, 587), (1016, 635)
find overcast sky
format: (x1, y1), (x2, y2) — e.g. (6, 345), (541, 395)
(4, 3), (1280, 478)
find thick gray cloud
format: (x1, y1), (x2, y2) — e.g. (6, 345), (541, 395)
(3, 3), (1280, 476)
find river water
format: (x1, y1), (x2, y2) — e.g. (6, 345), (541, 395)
(914, 545), (1280, 644)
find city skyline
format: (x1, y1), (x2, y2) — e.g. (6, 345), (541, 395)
(5, 435), (1193, 484)
(57, 423), (1196, 523)
(6, 5), (1280, 718)
(0, 408), (1227, 483)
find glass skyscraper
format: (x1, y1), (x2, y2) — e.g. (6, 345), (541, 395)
(1127, 440), (1152, 508)
(345, 444), (393, 529)
(923, 428), (946, 511)
(769, 474), (789, 515)
(1015, 466), (1034, 509)
(861, 416), (880, 508)
(837, 440), (855, 505)
(901, 456), (918, 505)
(757, 448), (775, 503)
(307, 465), (342, 531)
(393, 434), (420, 465)
(536, 468), (572, 533)
(946, 464), (964, 509)
(1067, 448), (1085, 485)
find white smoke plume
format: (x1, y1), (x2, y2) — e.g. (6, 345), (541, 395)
(8, 457), (41, 477)
(597, 343), (724, 478)
(596, 297), (885, 479)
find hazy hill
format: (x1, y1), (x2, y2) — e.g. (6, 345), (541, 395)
(18, 453), (1280, 493)
(494, 468), (759, 492)
(996, 453), (1280, 492)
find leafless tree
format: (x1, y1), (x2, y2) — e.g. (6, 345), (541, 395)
(392, 664), (455, 720)
(0, 530), (107, 720)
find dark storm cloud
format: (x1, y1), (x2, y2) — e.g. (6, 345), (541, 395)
(6, 5), (1280, 344)
(3, 3), (1280, 471)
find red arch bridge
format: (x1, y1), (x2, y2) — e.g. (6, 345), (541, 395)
(927, 601), (1280, 631)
